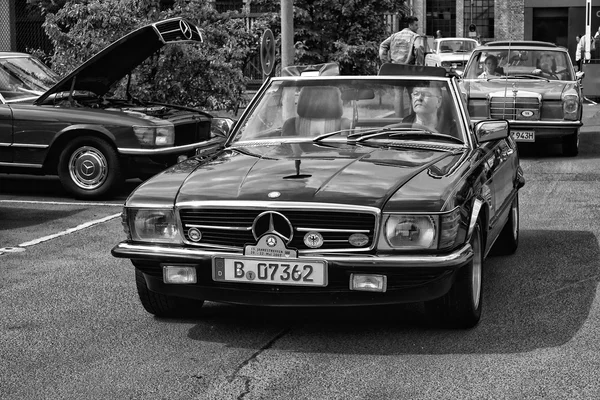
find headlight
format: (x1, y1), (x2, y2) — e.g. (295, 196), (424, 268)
(384, 215), (437, 249)
(133, 121), (175, 146)
(379, 208), (461, 250)
(128, 209), (181, 243)
(562, 94), (579, 120)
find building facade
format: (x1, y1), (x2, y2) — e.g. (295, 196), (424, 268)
(410, 0), (594, 62)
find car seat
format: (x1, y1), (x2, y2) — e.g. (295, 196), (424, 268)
(282, 86), (351, 137)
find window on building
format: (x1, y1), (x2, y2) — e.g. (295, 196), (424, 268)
(426, 0), (456, 37)
(464, 0), (495, 40)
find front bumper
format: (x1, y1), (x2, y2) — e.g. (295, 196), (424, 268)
(112, 242), (473, 306)
(474, 119), (582, 139)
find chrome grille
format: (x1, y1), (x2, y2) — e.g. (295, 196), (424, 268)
(179, 208), (376, 251)
(489, 96), (540, 120)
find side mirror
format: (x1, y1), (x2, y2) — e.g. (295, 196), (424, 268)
(576, 70), (585, 81)
(211, 117), (235, 138)
(476, 120), (509, 142)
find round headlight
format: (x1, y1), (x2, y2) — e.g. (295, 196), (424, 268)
(385, 215), (436, 249)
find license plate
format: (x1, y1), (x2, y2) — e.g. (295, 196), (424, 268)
(213, 257), (327, 286)
(512, 130), (535, 142)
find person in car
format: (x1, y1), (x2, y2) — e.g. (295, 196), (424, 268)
(478, 55), (501, 78)
(403, 84), (444, 131)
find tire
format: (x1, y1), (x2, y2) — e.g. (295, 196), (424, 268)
(426, 221), (483, 328)
(562, 131), (579, 157)
(135, 269), (204, 318)
(492, 194), (519, 255)
(57, 136), (123, 199)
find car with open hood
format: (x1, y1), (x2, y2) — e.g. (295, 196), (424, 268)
(0, 17), (224, 199)
(424, 37), (479, 72)
(111, 63), (524, 328)
(459, 41), (584, 156)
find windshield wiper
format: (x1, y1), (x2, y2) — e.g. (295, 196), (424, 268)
(351, 127), (463, 144)
(312, 129), (351, 142)
(506, 74), (549, 81)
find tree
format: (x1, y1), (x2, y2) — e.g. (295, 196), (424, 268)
(250, 0), (406, 75)
(39, 0), (263, 112)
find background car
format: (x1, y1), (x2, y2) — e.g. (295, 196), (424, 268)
(0, 17), (224, 199)
(112, 63), (525, 328)
(424, 37), (479, 72)
(459, 40), (584, 156)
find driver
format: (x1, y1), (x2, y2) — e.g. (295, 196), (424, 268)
(532, 53), (557, 78)
(402, 84), (444, 132)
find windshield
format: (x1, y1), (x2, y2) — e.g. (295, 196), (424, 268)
(437, 39), (477, 53)
(0, 56), (59, 102)
(463, 49), (574, 81)
(232, 78), (466, 144)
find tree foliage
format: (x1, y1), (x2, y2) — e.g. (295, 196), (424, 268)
(251, 0), (405, 75)
(39, 0), (264, 111)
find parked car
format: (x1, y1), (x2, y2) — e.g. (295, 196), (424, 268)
(424, 37), (479, 72)
(459, 40), (584, 156)
(112, 63), (525, 328)
(0, 17), (224, 199)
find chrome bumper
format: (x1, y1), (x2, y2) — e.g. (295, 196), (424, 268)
(111, 242), (473, 268)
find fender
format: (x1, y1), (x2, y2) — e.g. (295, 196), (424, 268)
(50, 124), (117, 148)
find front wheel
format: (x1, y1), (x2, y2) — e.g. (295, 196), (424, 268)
(135, 269), (204, 318)
(426, 221), (484, 328)
(57, 136), (123, 199)
(562, 131), (579, 157)
(492, 194), (519, 255)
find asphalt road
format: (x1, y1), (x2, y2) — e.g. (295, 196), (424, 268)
(2, 106), (600, 399)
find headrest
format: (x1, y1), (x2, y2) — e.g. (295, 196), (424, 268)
(297, 86), (343, 119)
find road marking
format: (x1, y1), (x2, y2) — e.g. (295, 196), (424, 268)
(0, 213), (122, 255)
(0, 199), (124, 207)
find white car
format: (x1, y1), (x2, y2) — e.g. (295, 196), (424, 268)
(424, 38), (479, 72)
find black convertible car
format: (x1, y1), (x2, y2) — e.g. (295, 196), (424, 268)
(112, 64), (525, 328)
(0, 17), (222, 199)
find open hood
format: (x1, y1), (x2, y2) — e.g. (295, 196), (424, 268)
(34, 17), (203, 105)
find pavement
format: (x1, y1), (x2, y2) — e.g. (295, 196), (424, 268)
(582, 101), (600, 132)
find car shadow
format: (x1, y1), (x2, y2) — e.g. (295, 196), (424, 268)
(0, 174), (142, 201)
(180, 229), (599, 355)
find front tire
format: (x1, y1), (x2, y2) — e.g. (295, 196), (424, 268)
(492, 194), (519, 255)
(426, 221), (484, 328)
(562, 131), (579, 157)
(57, 136), (123, 199)
(135, 269), (204, 318)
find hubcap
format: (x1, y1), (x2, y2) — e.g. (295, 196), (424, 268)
(68, 146), (108, 190)
(471, 227), (482, 309)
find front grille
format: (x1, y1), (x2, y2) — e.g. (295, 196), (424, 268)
(174, 120), (211, 145)
(179, 208), (377, 251)
(489, 96), (540, 120)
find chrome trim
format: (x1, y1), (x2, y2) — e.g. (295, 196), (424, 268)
(467, 198), (483, 242)
(173, 201), (381, 214)
(118, 138), (222, 156)
(112, 242), (473, 268)
(0, 162), (42, 168)
(296, 227), (370, 233)
(10, 143), (49, 149)
(471, 118), (582, 127)
(0, 143), (11, 147)
(184, 224), (252, 231)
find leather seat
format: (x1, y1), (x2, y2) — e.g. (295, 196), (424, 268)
(282, 86), (351, 137)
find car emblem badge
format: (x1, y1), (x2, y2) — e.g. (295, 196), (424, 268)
(268, 191), (281, 198)
(304, 231), (324, 249)
(179, 20), (193, 40)
(521, 110), (534, 117)
(251, 211), (294, 244)
(81, 160), (95, 177)
(266, 235), (278, 247)
(188, 228), (202, 242)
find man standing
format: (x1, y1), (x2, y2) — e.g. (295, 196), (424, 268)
(379, 16), (420, 65)
(576, 26), (600, 71)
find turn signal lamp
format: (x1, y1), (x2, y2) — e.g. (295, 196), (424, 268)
(350, 274), (387, 292)
(163, 265), (197, 284)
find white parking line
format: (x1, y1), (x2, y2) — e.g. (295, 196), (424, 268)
(0, 213), (122, 255)
(0, 199), (123, 207)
